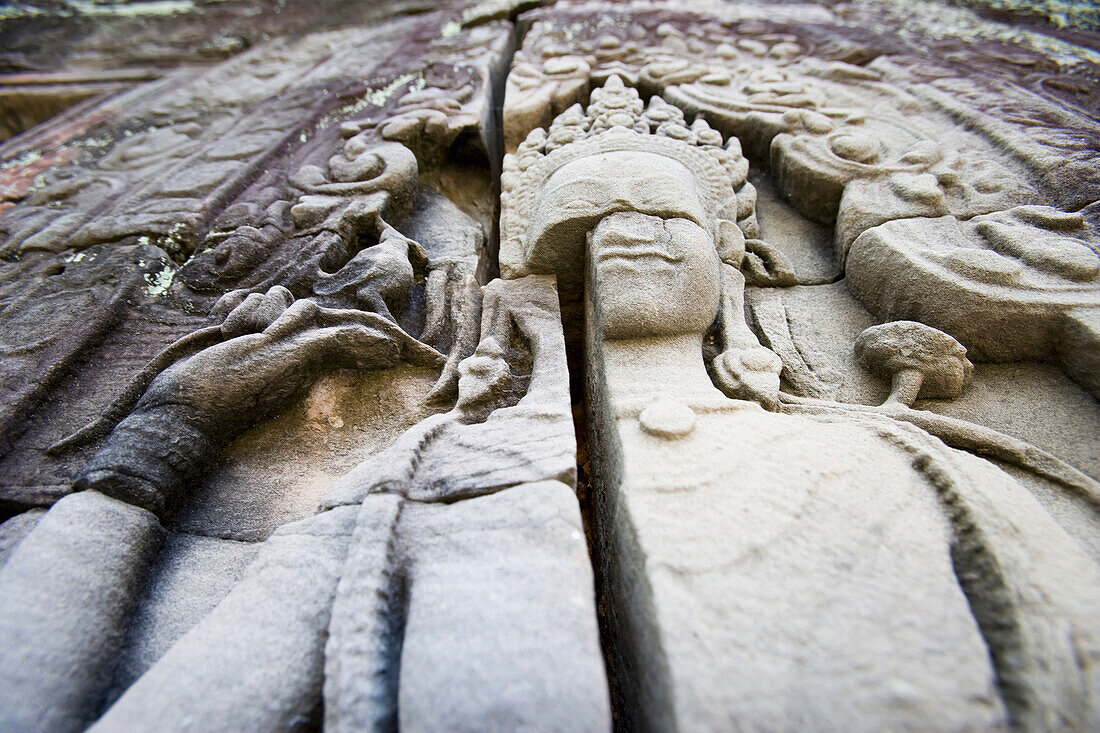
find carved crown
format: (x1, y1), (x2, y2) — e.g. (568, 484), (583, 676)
(500, 75), (754, 279)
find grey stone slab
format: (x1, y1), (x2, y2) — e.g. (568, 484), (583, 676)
(92, 505), (359, 732)
(109, 531), (260, 697)
(0, 491), (163, 732)
(397, 481), (610, 733)
(0, 508), (45, 567)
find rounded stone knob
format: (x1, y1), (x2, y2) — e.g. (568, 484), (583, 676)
(639, 397), (696, 439)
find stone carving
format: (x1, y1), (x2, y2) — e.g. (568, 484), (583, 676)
(854, 321), (974, 407)
(503, 76), (1100, 731)
(0, 10), (610, 731)
(0, 241), (183, 467)
(0, 33), (360, 263)
(55, 286), (443, 516)
(866, 53), (1100, 210)
(502, 75), (782, 408)
(0, 10), (510, 512)
(1, 264), (608, 730)
(77, 275), (605, 732)
(0, 222), (441, 728)
(1, 1), (1099, 731)
(802, 322), (1100, 502)
(848, 205), (1100, 395)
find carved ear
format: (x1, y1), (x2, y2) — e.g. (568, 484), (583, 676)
(716, 218), (745, 267)
(709, 264), (782, 411)
(741, 239), (798, 287)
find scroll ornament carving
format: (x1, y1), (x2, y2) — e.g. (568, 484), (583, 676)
(289, 138), (419, 234)
(377, 76), (482, 165)
(504, 16), (1060, 264)
(502, 18), (819, 153)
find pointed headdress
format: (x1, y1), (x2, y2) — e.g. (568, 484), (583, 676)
(500, 75), (755, 279)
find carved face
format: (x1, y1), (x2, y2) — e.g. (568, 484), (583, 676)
(588, 211), (721, 339)
(538, 152), (709, 227)
(526, 152), (713, 277)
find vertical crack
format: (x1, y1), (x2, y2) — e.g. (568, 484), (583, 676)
(482, 15), (525, 282)
(563, 286), (624, 729)
(487, 11), (622, 726)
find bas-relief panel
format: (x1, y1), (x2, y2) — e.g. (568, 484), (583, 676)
(499, 5), (1100, 730)
(0, 8), (609, 730)
(0, 1), (1097, 731)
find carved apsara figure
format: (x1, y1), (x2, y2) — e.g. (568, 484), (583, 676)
(501, 76), (1100, 731)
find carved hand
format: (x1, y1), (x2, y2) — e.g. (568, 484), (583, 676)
(710, 346), (782, 411)
(152, 299), (440, 429)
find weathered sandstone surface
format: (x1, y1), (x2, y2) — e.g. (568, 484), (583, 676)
(0, 1), (1097, 730)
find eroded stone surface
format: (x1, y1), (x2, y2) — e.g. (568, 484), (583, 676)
(503, 68), (1100, 731)
(0, 1), (1098, 731)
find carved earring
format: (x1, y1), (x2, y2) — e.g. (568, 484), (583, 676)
(716, 218), (745, 268)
